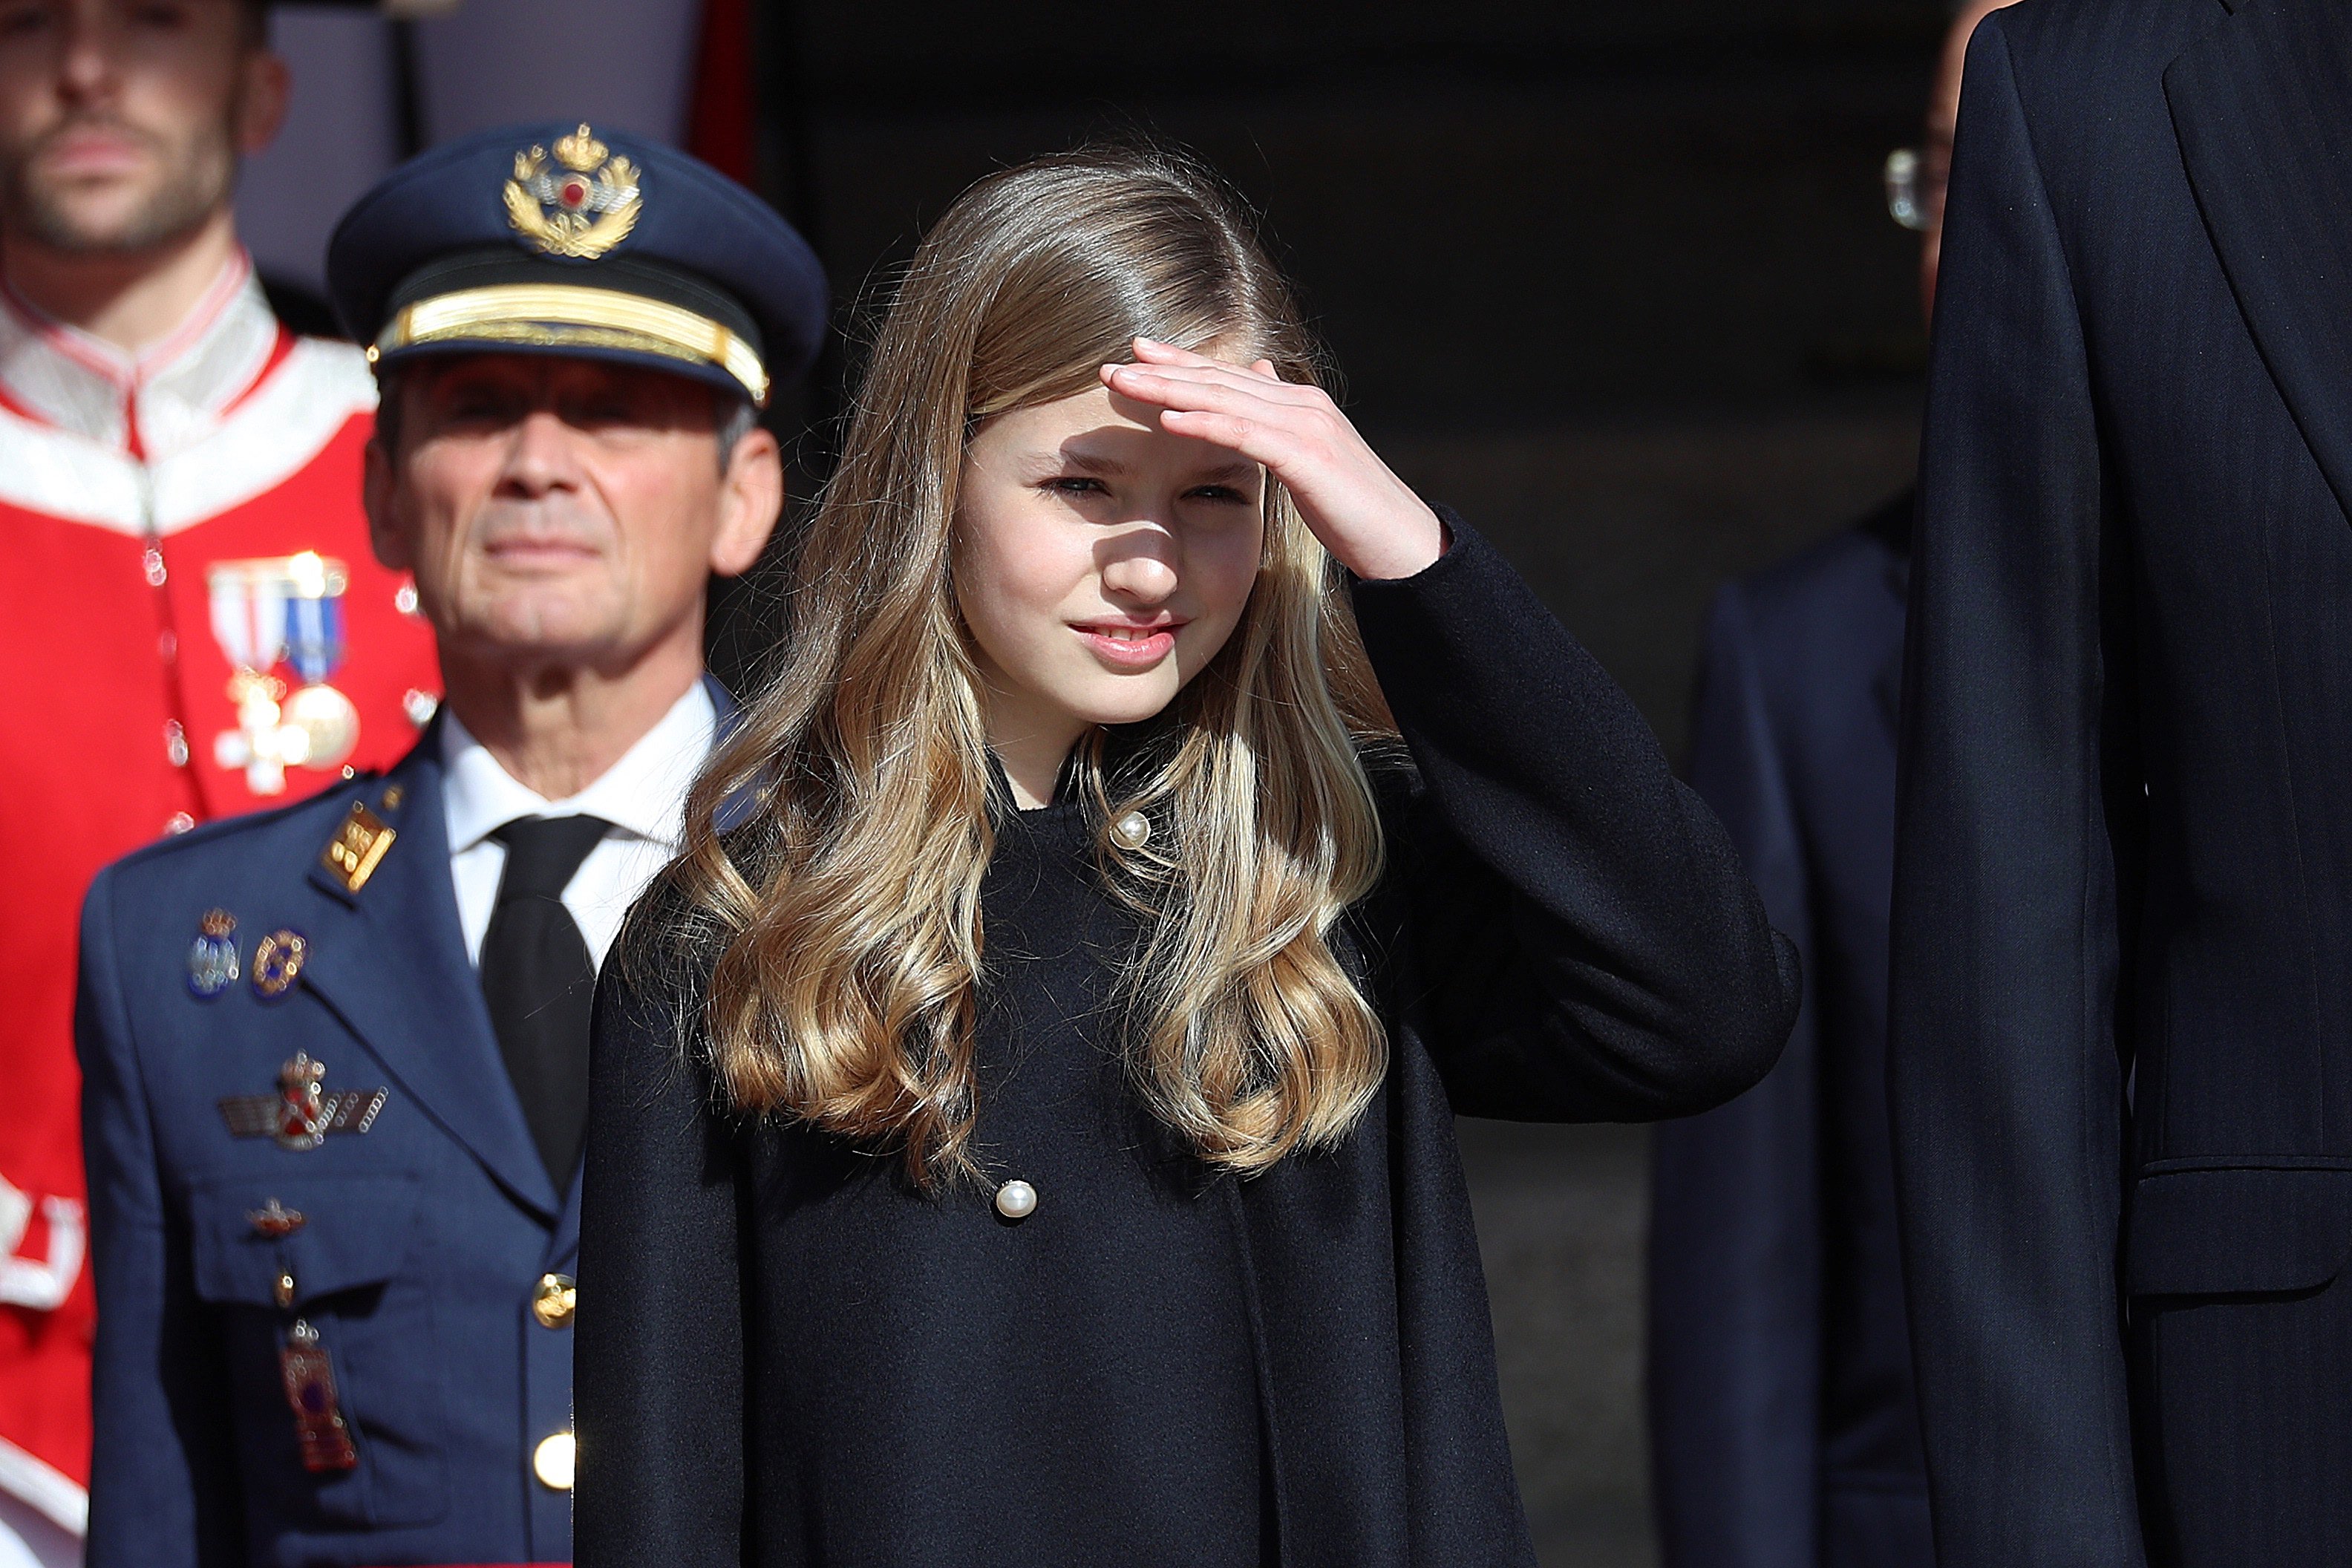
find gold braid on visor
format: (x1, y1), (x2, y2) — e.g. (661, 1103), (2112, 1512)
(371, 283), (770, 406)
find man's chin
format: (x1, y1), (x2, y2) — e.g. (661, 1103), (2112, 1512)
(454, 603), (634, 673)
(13, 176), (209, 255)
(15, 189), (188, 255)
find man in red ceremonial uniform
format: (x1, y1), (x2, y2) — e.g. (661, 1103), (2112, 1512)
(0, 4), (436, 1561)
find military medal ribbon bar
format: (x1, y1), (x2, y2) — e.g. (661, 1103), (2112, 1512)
(278, 1319), (359, 1472)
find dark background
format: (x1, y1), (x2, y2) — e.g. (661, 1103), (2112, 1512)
(742, 4), (1944, 1561)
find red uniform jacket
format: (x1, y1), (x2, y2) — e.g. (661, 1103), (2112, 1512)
(0, 256), (440, 1535)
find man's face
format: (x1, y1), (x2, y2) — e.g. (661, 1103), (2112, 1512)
(365, 353), (783, 682)
(0, 0), (281, 254)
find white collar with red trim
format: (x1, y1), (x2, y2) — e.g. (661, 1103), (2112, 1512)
(0, 251), (280, 462)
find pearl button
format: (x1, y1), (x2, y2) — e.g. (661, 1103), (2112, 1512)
(994, 1179), (1037, 1221)
(1111, 810), (1152, 850)
(533, 1431), (575, 1491)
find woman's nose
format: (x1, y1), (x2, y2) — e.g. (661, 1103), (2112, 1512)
(1100, 525), (1179, 601)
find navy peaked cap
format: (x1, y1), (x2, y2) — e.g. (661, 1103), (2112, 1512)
(327, 121), (826, 406)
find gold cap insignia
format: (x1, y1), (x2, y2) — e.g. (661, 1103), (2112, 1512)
(506, 124), (641, 260)
(322, 800), (396, 894)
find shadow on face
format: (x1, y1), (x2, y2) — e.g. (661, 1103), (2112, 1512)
(953, 380), (1267, 757)
(0, 0), (282, 254)
(365, 351), (781, 684)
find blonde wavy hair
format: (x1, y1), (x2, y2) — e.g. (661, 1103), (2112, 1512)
(664, 146), (1399, 1188)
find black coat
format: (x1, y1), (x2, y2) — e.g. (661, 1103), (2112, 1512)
(574, 517), (1799, 1567)
(1892, 4), (2352, 1565)
(1650, 494), (1931, 1568)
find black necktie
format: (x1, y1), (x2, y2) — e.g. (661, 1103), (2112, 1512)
(480, 815), (611, 1189)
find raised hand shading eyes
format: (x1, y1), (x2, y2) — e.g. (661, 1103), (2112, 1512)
(1102, 338), (1447, 583)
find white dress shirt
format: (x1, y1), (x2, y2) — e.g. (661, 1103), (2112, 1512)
(442, 681), (716, 970)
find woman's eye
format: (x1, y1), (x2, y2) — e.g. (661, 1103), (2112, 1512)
(1043, 477), (1106, 496)
(1186, 485), (1250, 504)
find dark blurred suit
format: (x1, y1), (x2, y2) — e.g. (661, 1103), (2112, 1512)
(1893, 1), (2352, 1564)
(1650, 492), (1932, 1568)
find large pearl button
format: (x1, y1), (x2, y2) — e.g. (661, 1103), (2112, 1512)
(533, 1431), (575, 1491)
(994, 1179), (1038, 1221)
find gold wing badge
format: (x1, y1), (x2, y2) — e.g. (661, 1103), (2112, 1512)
(505, 124), (641, 259)
(220, 1054), (388, 1153)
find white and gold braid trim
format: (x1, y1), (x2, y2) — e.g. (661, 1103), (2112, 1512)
(371, 283), (768, 405)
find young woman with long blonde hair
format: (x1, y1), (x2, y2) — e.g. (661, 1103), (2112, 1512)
(576, 146), (1797, 1567)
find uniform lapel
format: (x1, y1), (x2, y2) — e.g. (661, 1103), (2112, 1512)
(300, 734), (564, 1220)
(2166, 0), (2352, 525)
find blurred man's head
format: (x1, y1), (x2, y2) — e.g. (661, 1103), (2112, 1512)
(364, 353), (782, 686)
(1919, 0), (2021, 318)
(0, 0), (284, 256)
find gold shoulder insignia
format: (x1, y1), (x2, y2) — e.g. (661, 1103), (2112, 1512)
(322, 800), (396, 894)
(505, 123), (641, 260)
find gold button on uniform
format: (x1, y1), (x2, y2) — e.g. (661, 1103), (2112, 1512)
(531, 1273), (576, 1329)
(532, 1431), (575, 1491)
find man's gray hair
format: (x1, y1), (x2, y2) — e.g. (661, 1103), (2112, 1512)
(716, 397), (759, 474)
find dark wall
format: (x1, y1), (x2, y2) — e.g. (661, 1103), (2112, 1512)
(762, 1), (1941, 435)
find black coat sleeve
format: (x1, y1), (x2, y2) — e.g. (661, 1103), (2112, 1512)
(1350, 514), (1800, 1122)
(1889, 15), (2145, 1567)
(1646, 581), (1823, 1568)
(575, 921), (748, 1568)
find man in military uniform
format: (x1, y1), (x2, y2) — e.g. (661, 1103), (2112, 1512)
(74, 122), (826, 1567)
(0, 4), (441, 1560)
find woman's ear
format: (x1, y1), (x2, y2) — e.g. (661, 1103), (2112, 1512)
(710, 426), (785, 578)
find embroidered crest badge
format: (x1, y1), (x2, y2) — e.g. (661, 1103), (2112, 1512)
(505, 123), (641, 260)
(186, 909), (240, 999)
(220, 1054), (388, 1153)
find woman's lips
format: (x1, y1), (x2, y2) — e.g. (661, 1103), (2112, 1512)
(1074, 621), (1183, 667)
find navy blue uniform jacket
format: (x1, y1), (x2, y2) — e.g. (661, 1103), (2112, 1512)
(1894, 2), (2352, 1564)
(78, 728), (582, 1567)
(1649, 494), (1932, 1568)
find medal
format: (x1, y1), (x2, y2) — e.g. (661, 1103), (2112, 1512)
(246, 1198), (305, 1238)
(207, 554), (362, 796)
(186, 909), (240, 998)
(249, 928), (307, 999)
(220, 1054), (388, 1152)
(279, 1319), (359, 1472)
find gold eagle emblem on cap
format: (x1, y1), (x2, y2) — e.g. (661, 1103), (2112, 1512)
(505, 124), (641, 260)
